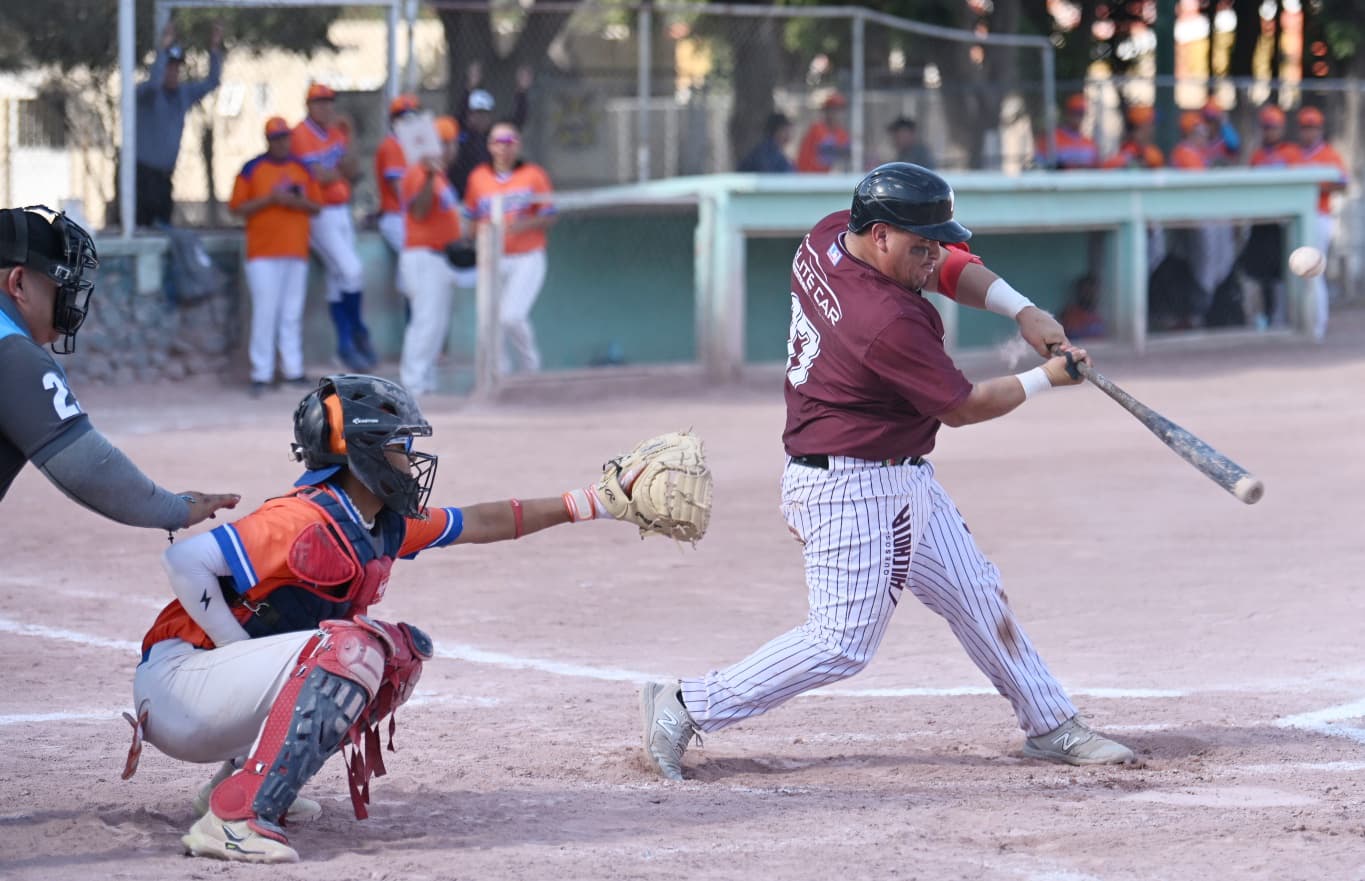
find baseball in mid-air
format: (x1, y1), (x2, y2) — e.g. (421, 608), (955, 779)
(1288, 245), (1327, 278)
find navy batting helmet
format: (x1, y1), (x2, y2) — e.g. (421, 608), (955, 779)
(848, 163), (972, 243)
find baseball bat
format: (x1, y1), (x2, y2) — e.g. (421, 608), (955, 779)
(1052, 349), (1264, 505)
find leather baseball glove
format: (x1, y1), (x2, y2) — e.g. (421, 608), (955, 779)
(596, 431), (712, 543)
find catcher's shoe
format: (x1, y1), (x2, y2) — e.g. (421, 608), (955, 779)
(641, 680), (699, 781)
(193, 761), (322, 825)
(181, 810), (299, 864)
(1022, 716), (1135, 766)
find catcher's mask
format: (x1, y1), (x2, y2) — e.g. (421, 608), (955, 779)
(291, 374), (437, 519)
(0, 205), (99, 354)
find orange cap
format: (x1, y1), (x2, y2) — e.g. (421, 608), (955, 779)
(435, 115), (460, 142)
(1258, 105), (1285, 127)
(1064, 93), (1087, 114)
(823, 92), (847, 110)
(264, 116), (291, 139)
(389, 93), (419, 117)
(1180, 111), (1205, 135)
(1298, 106), (1324, 128)
(1202, 98), (1223, 119)
(1126, 106), (1155, 127)
(306, 83), (336, 102)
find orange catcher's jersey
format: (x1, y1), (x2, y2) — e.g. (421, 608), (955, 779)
(290, 119), (352, 205)
(141, 485), (463, 654)
(1299, 141), (1347, 214)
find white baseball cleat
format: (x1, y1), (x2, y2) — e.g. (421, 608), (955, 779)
(641, 680), (700, 781)
(193, 761), (322, 824)
(1022, 715), (1136, 766)
(181, 810), (299, 864)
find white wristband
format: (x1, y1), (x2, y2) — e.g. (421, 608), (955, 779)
(985, 278), (1035, 318)
(1016, 366), (1052, 400)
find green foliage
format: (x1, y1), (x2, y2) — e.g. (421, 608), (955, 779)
(0, 0), (340, 75)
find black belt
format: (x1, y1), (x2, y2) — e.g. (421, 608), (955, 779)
(790, 453), (924, 470)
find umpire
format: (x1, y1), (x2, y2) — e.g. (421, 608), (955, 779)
(0, 206), (238, 530)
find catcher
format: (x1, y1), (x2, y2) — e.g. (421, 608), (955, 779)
(126, 373), (710, 863)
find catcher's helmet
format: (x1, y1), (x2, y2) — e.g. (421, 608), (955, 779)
(291, 374), (437, 519)
(848, 163), (972, 243)
(0, 205), (99, 354)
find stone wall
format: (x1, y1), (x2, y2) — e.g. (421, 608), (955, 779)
(62, 233), (246, 385)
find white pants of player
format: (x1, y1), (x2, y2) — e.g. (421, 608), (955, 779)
(399, 247), (460, 395)
(245, 257), (308, 384)
(310, 204), (364, 303)
(378, 211), (406, 295)
(133, 632), (314, 764)
(497, 249), (546, 374)
(680, 457), (1078, 738)
(1311, 213), (1335, 341)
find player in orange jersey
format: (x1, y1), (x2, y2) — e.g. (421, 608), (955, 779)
(291, 84), (376, 371)
(796, 92), (852, 173)
(1101, 106), (1164, 169)
(463, 121), (556, 374)
(230, 117), (322, 396)
(1243, 106), (1305, 329)
(1169, 112), (1210, 169)
(1036, 93), (1098, 170)
(129, 374), (665, 863)
(374, 93), (420, 298)
(1295, 106), (1347, 340)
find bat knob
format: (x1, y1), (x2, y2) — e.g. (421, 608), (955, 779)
(1233, 476), (1264, 505)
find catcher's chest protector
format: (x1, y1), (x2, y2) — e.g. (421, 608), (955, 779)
(239, 489), (403, 638)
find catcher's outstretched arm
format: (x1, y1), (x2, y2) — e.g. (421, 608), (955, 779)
(453, 497), (572, 545)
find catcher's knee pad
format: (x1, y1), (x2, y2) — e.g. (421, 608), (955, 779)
(363, 618), (431, 720)
(210, 621), (387, 826)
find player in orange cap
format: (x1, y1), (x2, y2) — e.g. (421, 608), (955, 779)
(1295, 106), (1346, 340)
(1200, 98), (1240, 165)
(1101, 106), (1164, 169)
(1169, 111), (1210, 169)
(1036, 93), (1098, 170)
(796, 92), (852, 173)
(291, 83), (376, 371)
(374, 93), (421, 299)
(1244, 105), (1305, 330)
(230, 118), (322, 397)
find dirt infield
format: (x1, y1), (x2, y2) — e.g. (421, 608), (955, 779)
(3, 318), (1365, 880)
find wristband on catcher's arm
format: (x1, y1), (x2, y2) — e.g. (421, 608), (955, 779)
(562, 486), (611, 523)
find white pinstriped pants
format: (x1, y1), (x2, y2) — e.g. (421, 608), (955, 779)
(680, 457), (1077, 738)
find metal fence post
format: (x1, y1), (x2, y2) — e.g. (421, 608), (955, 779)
(120, 0), (137, 238)
(851, 10), (865, 173)
(1041, 43), (1057, 169)
(637, 2), (653, 182)
(385, 1), (400, 102)
(474, 193), (505, 399)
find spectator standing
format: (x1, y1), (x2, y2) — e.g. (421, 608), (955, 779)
(449, 63), (531, 198)
(1201, 99), (1241, 166)
(796, 93), (852, 173)
(398, 117), (464, 396)
(133, 20), (224, 227)
(887, 117), (935, 169)
(291, 84), (377, 371)
(1242, 106), (1304, 330)
(1035, 94), (1098, 170)
(229, 118), (322, 397)
(1295, 106), (1348, 341)
(375, 94), (421, 298)
(463, 122), (555, 375)
(1101, 106), (1164, 168)
(738, 113), (795, 173)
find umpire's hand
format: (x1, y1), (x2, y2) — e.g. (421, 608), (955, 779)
(179, 491), (241, 528)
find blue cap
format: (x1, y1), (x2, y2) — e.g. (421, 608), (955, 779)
(294, 465), (342, 487)
(166, 45), (186, 62)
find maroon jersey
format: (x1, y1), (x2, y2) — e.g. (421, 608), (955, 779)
(782, 210), (972, 460)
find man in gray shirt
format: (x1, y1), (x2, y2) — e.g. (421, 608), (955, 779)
(134, 20), (224, 227)
(0, 206), (238, 531)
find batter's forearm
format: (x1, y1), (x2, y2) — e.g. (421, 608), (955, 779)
(938, 377), (1026, 427)
(38, 429), (190, 529)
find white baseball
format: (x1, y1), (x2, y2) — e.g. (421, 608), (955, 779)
(1288, 246), (1326, 278)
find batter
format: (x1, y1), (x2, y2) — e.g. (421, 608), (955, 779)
(641, 163), (1135, 779)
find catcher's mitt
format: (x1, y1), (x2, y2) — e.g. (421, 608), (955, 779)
(596, 431), (712, 543)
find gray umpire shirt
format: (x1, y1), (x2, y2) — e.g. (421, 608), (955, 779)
(134, 47), (223, 173)
(0, 295), (188, 529)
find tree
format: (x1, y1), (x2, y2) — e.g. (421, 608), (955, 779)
(435, 2), (579, 110)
